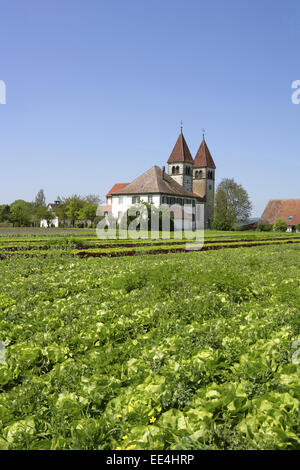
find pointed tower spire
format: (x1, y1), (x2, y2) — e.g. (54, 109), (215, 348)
(194, 135), (216, 169)
(167, 131), (194, 164)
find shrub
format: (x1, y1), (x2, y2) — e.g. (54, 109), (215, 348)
(212, 219), (231, 231)
(273, 218), (288, 232)
(257, 222), (273, 232)
(296, 223), (300, 232)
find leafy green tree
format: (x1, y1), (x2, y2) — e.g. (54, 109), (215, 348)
(273, 218), (288, 232)
(0, 205), (10, 223)
(257, 222), (273, 232)
(34, 189), (46, 207)
(9, 200), (34, 226)
(65, 201), (81, 227)
(211, 218), (231, 231)
(214, 178), (252, 230)
(78, 204), (97, 225)
(35, 206), (55, 227)
(83, 194), (101, 205)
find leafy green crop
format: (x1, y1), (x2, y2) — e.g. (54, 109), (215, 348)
(0, 241), (299, 450)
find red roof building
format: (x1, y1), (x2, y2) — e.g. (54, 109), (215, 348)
(260, 199), (300, 229)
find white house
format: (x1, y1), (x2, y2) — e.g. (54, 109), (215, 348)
(40, 202), (60, 228)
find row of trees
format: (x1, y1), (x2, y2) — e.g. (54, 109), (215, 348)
(0, 190), (102, 227)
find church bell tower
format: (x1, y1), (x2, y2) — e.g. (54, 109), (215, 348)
(167, 126), (193, 192)
(193, 132), (216, 228)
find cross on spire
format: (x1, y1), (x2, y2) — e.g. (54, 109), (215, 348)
(202, 128), (205, 140)
(180, 120), (183, 133)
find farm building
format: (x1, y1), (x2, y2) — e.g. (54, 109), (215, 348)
(100, 131), (216, 229)
(260, 199), (300, 232)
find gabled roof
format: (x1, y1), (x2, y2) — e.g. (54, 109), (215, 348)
(99, 204), (112, 213)
(167, 132), (194, 164)
(194, 137), (216, 169)
(112, 165), (203, 200)
(260, 199), (300, 226)
(106, 183), (129, 197)
(48, 203), (60, 213)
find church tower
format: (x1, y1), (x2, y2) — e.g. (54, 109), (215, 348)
(167, 129), (193, 192)
(193, 133), (216, 228)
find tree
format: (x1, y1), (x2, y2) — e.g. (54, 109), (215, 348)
(78, 204), (97, 225)
(65, 201), (81, 227)
(35, 206), (55, 227)
(9, 200), (34, 226)
(273, 218), (287, 232)
(57, 195), (101, 227)
(257, 222), (273, 232)
(213, 178), (252, 230)
(83, 194), (101, 206)
(34, 189), (46, 207)
(0, 205), (10, 223)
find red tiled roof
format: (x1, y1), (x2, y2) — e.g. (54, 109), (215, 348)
(167, 132), (194, 164)
(106, 183), (129, 197)
(260, 199), (300, 226)
(194, 138), (216, 169)
(99, 204), (112, 213)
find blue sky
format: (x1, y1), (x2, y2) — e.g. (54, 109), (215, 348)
(0, 0), (299, 216)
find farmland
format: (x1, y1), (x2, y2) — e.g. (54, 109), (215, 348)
(0, 229), (299, 450)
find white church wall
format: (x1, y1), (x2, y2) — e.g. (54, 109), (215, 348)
(112, 195), (161, 221)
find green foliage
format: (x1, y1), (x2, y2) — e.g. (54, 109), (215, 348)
(257, 223), (273, 232)
(0, 205), (10, 223)
(214, 178), (252, 230)
(273, 218), (288, 232)
(0, 238), (299, 450)
(211, 219), (231, 231)
(78, 204), (97, 224)
(34, 189), (46, 208)
(35, 206), (55, 226)
(9, 200), (34, 227)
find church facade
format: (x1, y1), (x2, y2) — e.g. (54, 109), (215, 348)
(104, 131), (216, 229)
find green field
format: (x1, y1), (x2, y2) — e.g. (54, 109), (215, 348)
(0, 229), (299, 450)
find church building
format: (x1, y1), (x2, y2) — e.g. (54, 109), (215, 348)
(103, 130), (216, 229)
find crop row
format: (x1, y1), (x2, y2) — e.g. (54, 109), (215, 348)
(0, 245), (299, 450)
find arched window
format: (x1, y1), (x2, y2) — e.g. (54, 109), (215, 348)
(172, 166), (175, 175)
(199, 170), (203, 179)
(176, 166), (179, 174)
(195, 170), (199, 178)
